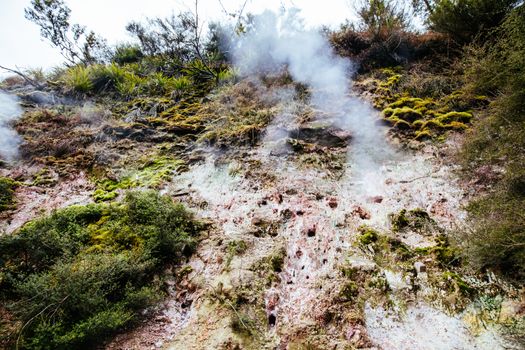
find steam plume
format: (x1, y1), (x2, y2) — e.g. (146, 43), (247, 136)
(231, 9), (395, 194)
(0, 91), (23, 161)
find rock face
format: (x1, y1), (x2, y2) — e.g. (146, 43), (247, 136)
(1, 77), (518, 350)
(288, 126), (351, 148)
(20, 91), (57, 105)
(365, 304), (508, 350)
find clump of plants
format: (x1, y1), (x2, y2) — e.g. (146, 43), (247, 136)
(92, 156), (186, 202)
(370, 68), (476, 140)
(389, 208), (438, 234)
(196, 79), (285, 147)
(0, 177), (17, 212)
(224, 240), (248, 269)
(459, 4), (525, 282)
(0, 190), (201, 349)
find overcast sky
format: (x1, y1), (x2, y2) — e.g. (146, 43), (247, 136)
(0, 0), (357, 76)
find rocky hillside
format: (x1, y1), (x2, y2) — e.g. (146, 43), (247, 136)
(1, 1), (524, 349)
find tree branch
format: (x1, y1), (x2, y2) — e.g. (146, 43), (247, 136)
(0, 65), (45, 89)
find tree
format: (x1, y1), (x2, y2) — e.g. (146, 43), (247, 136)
(411, 0), (436, 15)
(427, 0), (520, 43)
(25, 0), (107, 65)
(126, 1), (229, 82)
(356, 0), (411, 39)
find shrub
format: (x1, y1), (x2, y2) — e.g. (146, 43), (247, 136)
(330, 28), (449, 72)
(0, 177), (17, 212)
(0, 191), (200, 349)
(171, 75), (192, 91)
(88, 63), (127, 93)
(356, 0), (411, 40)
(63, 65), (93, 93)
(112, 44), (144, 65)
(460, 4), (525, 281)
(115, 71), (145, 98)
(429, 0), (520, 44)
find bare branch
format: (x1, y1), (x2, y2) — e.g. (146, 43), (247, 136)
(0, 64), (45, 89)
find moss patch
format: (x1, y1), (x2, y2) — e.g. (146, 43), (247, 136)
(93, 156), (186, 202)
(389, 208), (438, 234)
(365, 68), (477, 141)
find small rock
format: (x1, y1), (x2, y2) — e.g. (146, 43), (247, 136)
(305, 225), (316, 237)
(327, 197), (338, 208)
(414, 261), (427, 274)
(369, 196), (383, 203)
(251, 217), (264, 226)
(271, 192), (283, 204)
(352, 206), (371, 220)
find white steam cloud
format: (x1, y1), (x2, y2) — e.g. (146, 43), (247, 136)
(231, 9), (396, 195)
(0, 91), (23, 161)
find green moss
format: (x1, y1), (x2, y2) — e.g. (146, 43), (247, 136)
(368, 68), (477, 141)
(225, 240), (248, 268)
(380, 68), (400, 77)
(443, 121), (469, 130)
(31, 168), (56, 187)
(250, 248), (286, 286)
(442, 271), (474, 295)
(415, 129), (432, 140)
(414, 234), (460, 266)
(385, 106), (424, 122)
(138, 156), (186, 188)
(0, 177), (17, 212)
(437, 111), (473, 124)
(93, 157), (186, 202)
(358, 225), (379, 245)
(390, 208), (436, 233)
(387, 237), (414, 261)
(93, 177), (135, 202)
(390, 209), (410, 232)
(339, 281), (359, 302)
(385, 97), (435, 111)
(386, 116), (412, 130)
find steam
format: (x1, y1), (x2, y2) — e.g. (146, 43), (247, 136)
(231, 9), (396, 195)
(232, 9), (351, 113)
(0, 91), (23, 161)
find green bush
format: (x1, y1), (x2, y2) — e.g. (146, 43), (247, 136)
(88, 63), (127, 93)
(429, 0), (519, 44)
(0, 177), (17, 212)
(63, 65), (93, 93)
(460, 5), (525, 281)
(464, 192), (525, 279)
(0, 191), (200, 349)
(356, 0), (410, 39)
(112, 44), (144, 65)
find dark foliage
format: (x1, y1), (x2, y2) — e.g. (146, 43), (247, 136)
(0, 191), (200, 349)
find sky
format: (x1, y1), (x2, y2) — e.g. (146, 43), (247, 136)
(0, 0), (357, 76)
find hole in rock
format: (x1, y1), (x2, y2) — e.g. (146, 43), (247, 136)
(268, 314), (276, 327)
(307, 227), (316, 237)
